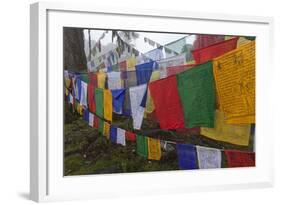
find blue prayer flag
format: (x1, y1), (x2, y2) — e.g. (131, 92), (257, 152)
(111, 89), (126, 114)
(110, 126), (117, 143)
(176, 144), (197, 170)
(135, 61), (154, 85)
(83, 109), (89, 122)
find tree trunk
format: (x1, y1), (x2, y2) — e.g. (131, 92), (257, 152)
(63, 28), (87, 71)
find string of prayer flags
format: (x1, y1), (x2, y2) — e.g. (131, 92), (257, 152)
(95, 88), (104, 118)
(110, 125), (117, 143)
(200, 110), (251, 146)
(149, 75), (185, 129)
(192, 37), (238, 64)
(135, 61), (154, 85)
(111, 89), (126, 114)
(224, 150), (255, 167)
(176, 144), (197, 170)
(177, 61), (215, 128)
(103, 89), (113, 122)
(136, 135), (148, 158)
(89, 112), (94, 127)
(147, 137), (161, 160)
(213, 41), (255, 124)
(129, 84), (147, 129)
(196, 146), (221, 169)
(125, 131), (136, 141)
(87, 83), (96, 113)
(117, 128), (126, 146)
(103, 122), (110, 139)
(80, 81), (88, 107)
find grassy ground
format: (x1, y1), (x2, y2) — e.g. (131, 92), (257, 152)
(64, 101), (254, 176)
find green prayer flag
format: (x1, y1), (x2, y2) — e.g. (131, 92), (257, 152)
(98, 119), (104, 134)
(176, 61), (215, 128)
(95, 88), (104, 118)
(112, 64), (119, 71)
(136, 135), (148, 158)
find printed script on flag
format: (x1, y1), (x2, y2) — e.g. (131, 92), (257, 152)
(213, 41), (255, 124)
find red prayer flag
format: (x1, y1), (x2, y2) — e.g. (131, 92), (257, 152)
(192, 37), (238, 64)
(193, 34), (225, 50)
(149, 75), (185, 129)
(119, 60), (127, 72)
(125, 131), (136, 141)
(87, 83), (96, 113)
(166, 64), (195, 76)
(224, 150), (255, 167)
(88, 72), (98, 87)
(93, 115), (99, 129)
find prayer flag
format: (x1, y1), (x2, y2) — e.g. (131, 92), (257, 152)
(125, 131), (136, 141)
(111, 89), (126, 114)
(103, 89), (113, 122)
(129, 84), (147, 129)
(176, 144), (197, 170)
(192, 34), (225, 50)
(136, 135), (148, 158)
(93, 114), (99, 129)
(200, 110), (251, 146)
(147, 137), (161, 160)
(110, 125), (117, 143)
(196, 146), (221, 169)
(177, 61), (215, 128)
(126, 57), (136, 71)
(88, 112), (94, 127)
(80, 81), (88, 107)
(117, 128), (126, 146)
(87, 83), (96, 112)
(213, 41), (255, 124)
(107, 71), (123, 89)
(83, 109), (89, 122)
(135, 61), (154, 85)
(192, 37), (238, 64)
(166, 64), (195, 76)
(98, 119), (104, 134)
(95, 88), (104, 118)
(224, 150), (255, 167)
(97, 71), (106, 88)
(103, 122), (110, 139)
(149, 75), (185, 129)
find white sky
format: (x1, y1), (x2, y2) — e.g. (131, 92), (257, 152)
(83, 29), (196, 55)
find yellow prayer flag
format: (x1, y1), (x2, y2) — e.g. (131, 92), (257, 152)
(147, 137), (161, 160)
(237, 37), (252, 47)
(77, 104), (83, 115)
(103, 122), (110, 139)
(64, 77), (71, 88)
(103, 89), (112, 122)
(201, 110), (251, 146)
(97, 71), (106, 88)
(145, 70), (160, 114)
(65, 88), (69, 96)
(126, 57), (136, 71)
(213, 41), (255, 124)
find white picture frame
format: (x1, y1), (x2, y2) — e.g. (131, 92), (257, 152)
(30, 2), (274, 202)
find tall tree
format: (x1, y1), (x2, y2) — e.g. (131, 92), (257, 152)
(63, 28), (87, 71)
